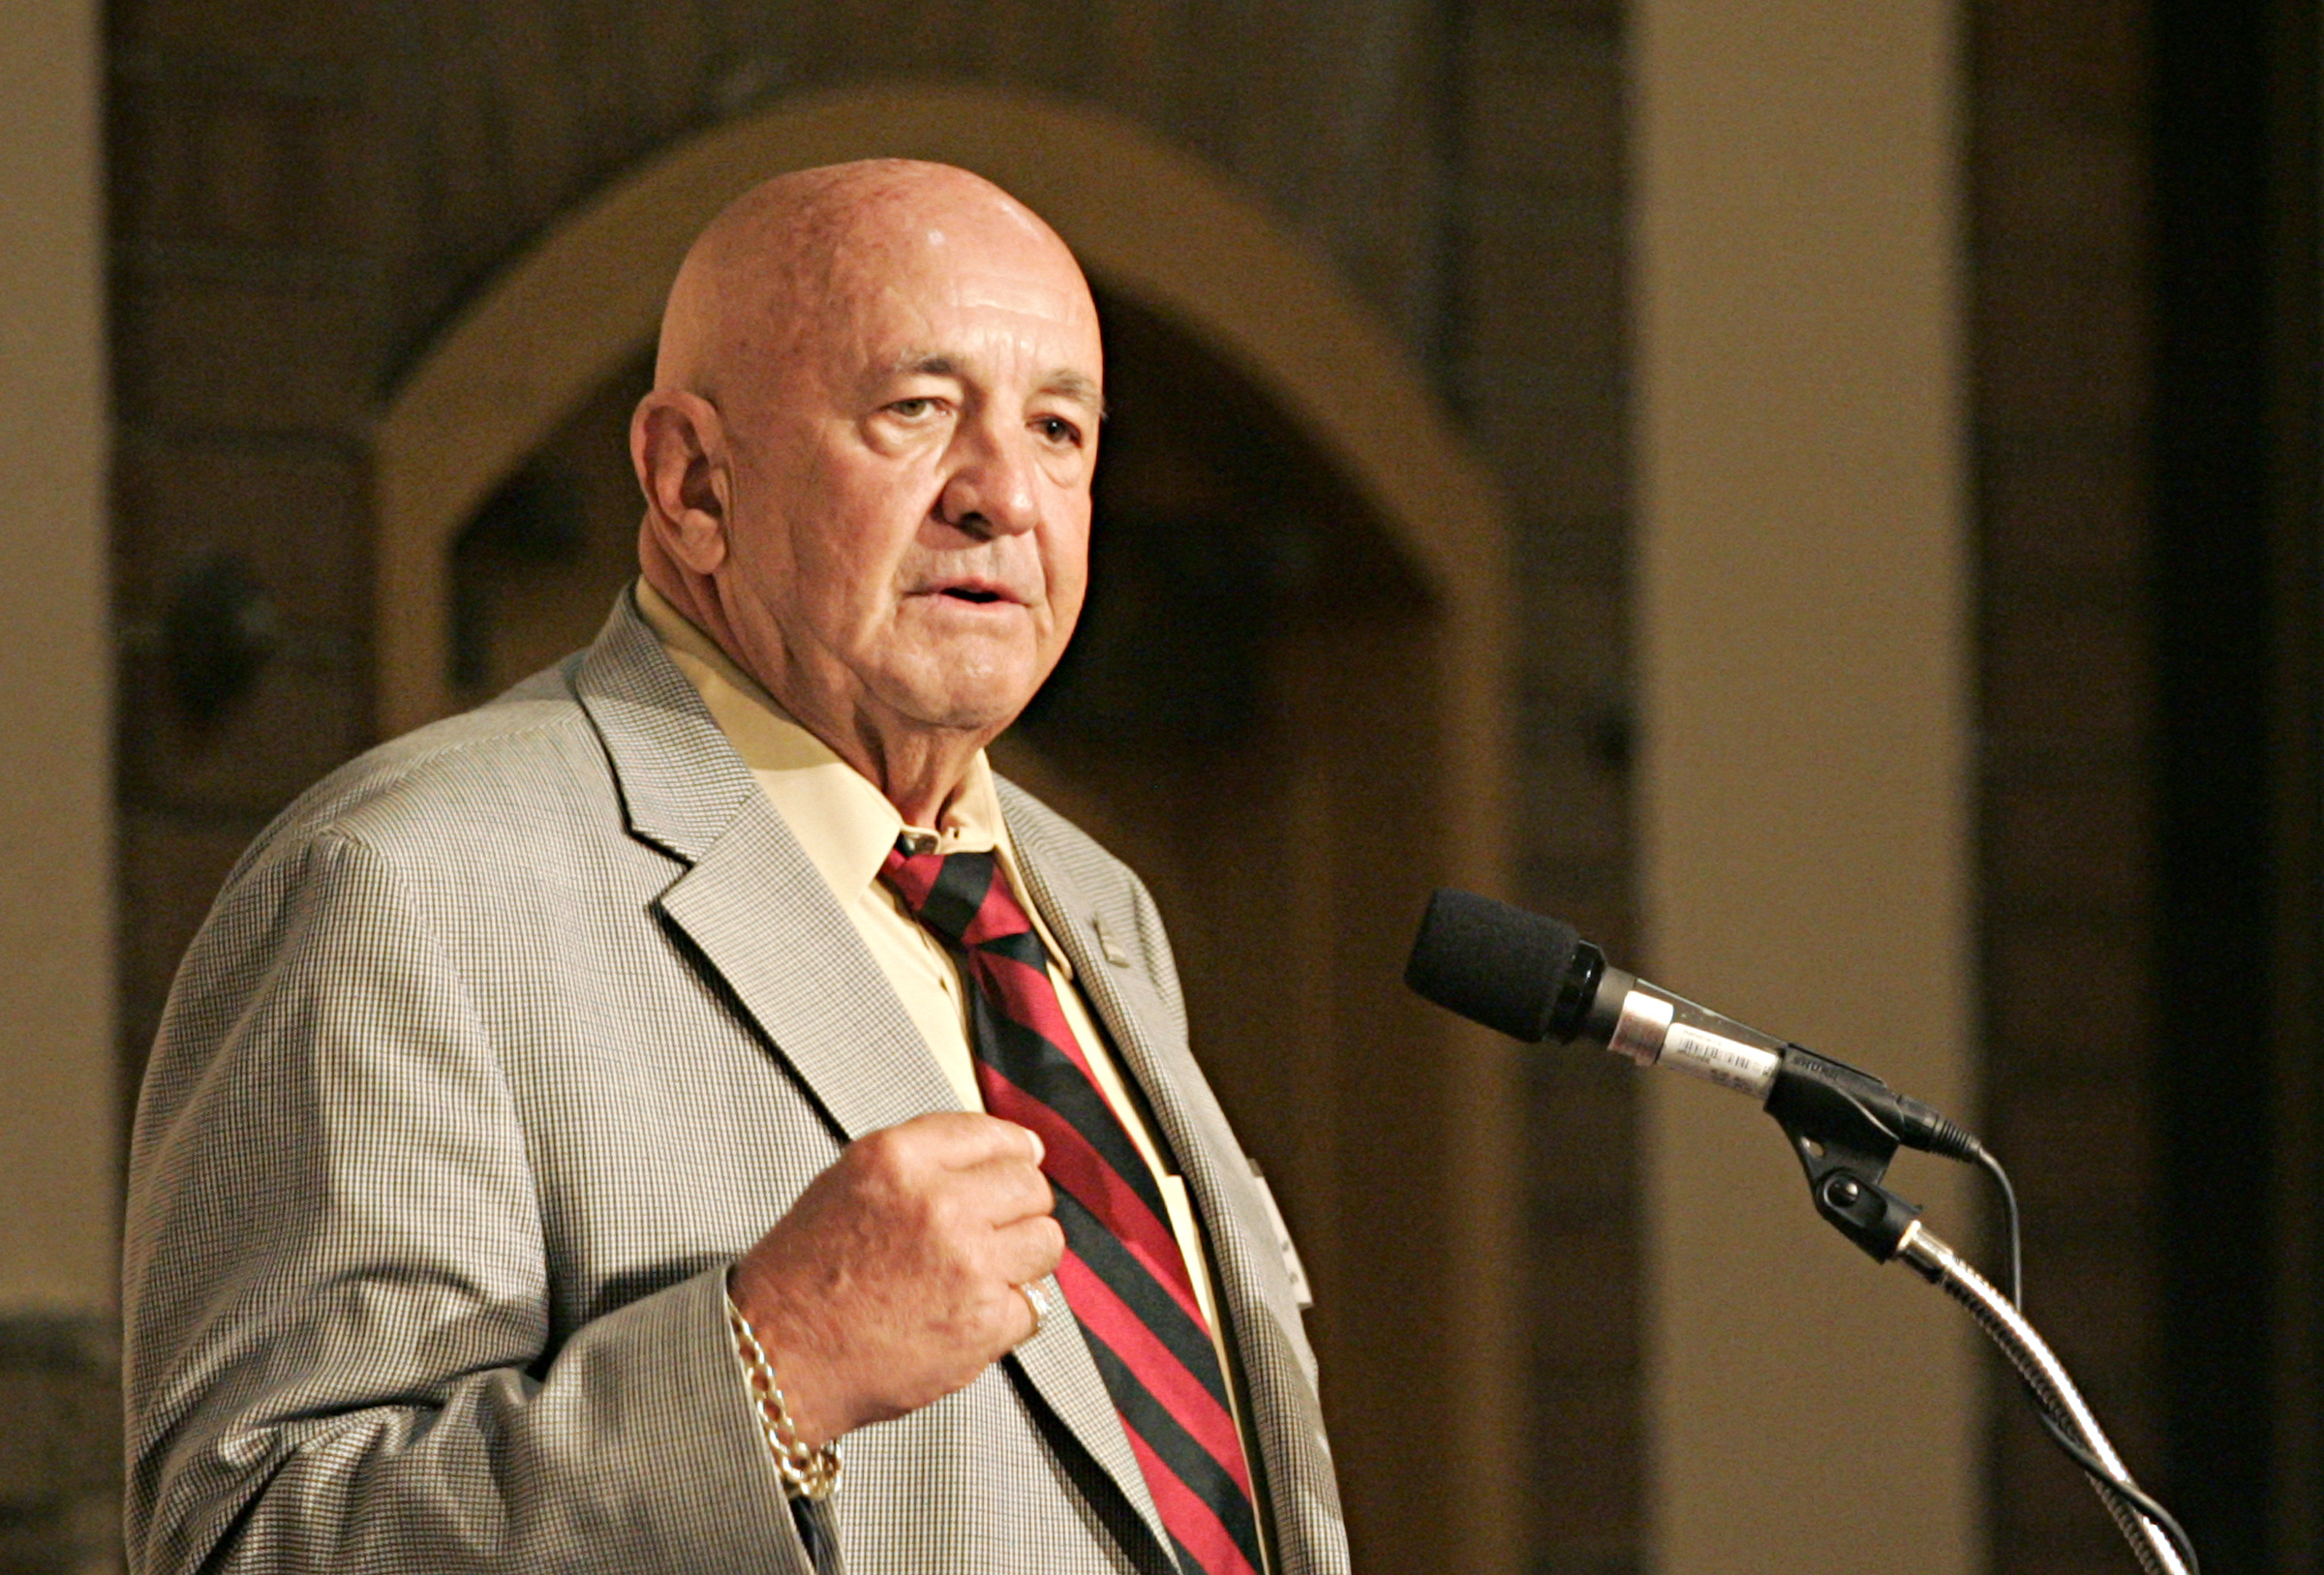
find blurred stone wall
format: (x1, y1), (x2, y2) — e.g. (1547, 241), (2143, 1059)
(0, 1318), (119, 1575)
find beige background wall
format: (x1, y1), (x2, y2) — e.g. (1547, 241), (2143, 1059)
(1633, 2), (1981, 1571)
(0, 0), (116, 1316)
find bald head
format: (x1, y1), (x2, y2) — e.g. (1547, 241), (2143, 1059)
(628, 161), (1105, 825)
(653, 160), (1094, 409)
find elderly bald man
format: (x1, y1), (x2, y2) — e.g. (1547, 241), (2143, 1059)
(123, 161), (1346, 1575)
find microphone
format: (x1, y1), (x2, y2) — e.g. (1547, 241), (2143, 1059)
(1404, 889), (1981, 1163)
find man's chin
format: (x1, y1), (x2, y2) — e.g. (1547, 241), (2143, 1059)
(874, 650), (1052, 737)
(875, 680), (1042, 741)
(901, 696), (1033, 739)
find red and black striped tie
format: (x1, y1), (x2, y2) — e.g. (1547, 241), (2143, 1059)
(880, 841), (1263, 1575)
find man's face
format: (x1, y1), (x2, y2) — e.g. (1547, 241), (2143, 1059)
(710, 203), (1104, 758)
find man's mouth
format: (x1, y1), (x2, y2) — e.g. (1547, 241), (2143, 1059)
(922, 578), (1021, 607)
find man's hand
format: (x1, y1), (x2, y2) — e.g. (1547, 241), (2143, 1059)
(728, 1111), (1062, 1445)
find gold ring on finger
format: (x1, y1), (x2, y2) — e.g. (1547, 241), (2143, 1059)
(1018, 1281), (1052, 1339)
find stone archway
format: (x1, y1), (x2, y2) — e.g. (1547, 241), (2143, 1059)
(372, 84), (1520, 1574)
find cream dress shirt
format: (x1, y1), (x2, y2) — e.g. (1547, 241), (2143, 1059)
(634, 583), (1252, 1452)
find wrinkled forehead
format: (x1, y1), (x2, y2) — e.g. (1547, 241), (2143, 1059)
(904, 222), (1085, 311)
(803, 195), (1098, 343)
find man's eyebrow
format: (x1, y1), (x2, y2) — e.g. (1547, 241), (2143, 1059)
(861, 351), (965, 394)
(1044, 370), (1109, 420)
(883, 353), (1107, 420)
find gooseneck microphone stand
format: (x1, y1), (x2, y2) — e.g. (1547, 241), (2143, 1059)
(1769, 1052), (2192, 1575)
(1401, 890), (2201, 1575)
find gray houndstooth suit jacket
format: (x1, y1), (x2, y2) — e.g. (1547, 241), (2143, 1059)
(123, 591), (1349, 1575)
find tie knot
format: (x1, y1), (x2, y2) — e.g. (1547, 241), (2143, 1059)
(879, 840), (1030, 950)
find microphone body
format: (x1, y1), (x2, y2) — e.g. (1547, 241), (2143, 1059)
(1405, 889), (1978, 1163)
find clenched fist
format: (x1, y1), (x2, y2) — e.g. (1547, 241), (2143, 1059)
(727, 1111), (1063, 1445)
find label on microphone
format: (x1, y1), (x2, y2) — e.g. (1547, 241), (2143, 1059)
(1661, 1024), (1781, 1097)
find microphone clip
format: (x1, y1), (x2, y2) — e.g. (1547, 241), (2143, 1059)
(1765, 1048), (1925, 1262)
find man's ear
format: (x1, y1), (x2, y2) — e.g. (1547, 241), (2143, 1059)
(631, 388), (731, 574)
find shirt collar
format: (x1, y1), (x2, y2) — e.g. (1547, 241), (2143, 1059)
(631, 581), (1072, 973)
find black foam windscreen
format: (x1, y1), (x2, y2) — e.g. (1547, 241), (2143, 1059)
(1404, 888), (1583, 1044)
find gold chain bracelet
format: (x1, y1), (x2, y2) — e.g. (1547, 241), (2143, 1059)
(723, 1293), (843, 1500)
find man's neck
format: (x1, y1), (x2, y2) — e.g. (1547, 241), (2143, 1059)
(837, 711), (989, 829)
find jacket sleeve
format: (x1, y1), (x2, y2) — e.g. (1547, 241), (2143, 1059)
(122, 828), (826, 1575)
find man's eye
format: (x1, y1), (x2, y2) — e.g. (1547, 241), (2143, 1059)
(1033, 416), (1082, 445)
(887, 398), (937, 419)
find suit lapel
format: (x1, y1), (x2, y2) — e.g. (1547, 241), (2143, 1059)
(572, 596), (1177, 1562)
(657, 803), (965, 1138)
(1003, 795), (1337, 1570)
(573, 594), (959, 1138)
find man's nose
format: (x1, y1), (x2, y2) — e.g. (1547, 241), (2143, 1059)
(934, 416), (1042, 539)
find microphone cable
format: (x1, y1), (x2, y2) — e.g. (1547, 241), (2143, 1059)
(1973, 1146), (2202, 1575)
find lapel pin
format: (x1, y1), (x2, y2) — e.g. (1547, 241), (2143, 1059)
(1091, 917), (1131, 968)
